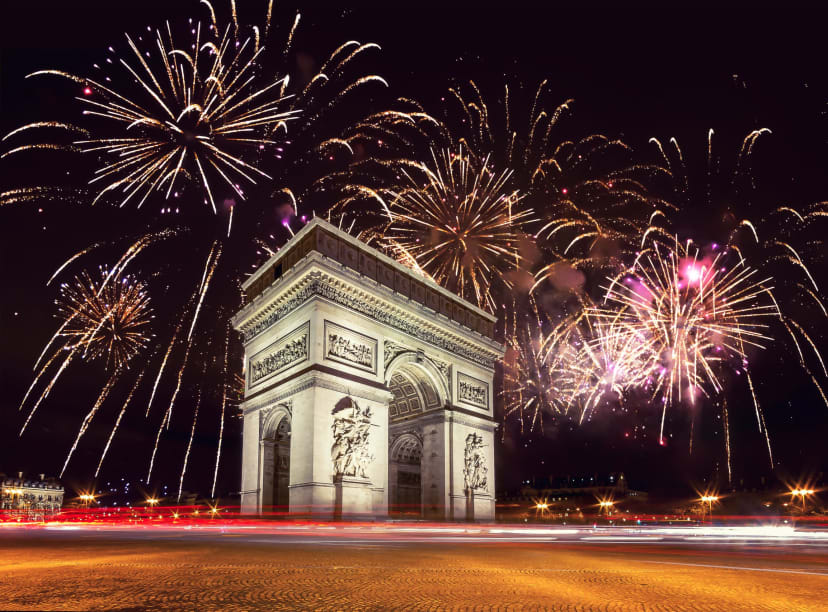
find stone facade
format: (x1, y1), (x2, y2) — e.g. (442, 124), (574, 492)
(233, 218), (503, 520)
(1, 472), (64, 518)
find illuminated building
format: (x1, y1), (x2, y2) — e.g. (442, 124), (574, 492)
(233, 218), (503, 520)
(1, 472), (64, 518)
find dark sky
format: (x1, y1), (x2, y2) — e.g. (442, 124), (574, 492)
(1, 2), (826, 502)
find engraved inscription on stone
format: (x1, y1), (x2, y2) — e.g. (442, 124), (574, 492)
(249, 323), (309, 387)
(324, 321), (377, 373)
(457, 372), (489, 409)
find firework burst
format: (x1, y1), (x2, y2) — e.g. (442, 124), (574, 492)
(381, 147), (534, 311)
(18, 266), (154, 440)
(597, 239), (778, 407)
(57, 269), (154, 369)
(8, 20), (297, 211)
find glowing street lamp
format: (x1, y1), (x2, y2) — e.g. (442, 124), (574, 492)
(532, 498), (551, 519)
(699, 494), (719, 524)
(598, 499), (615, 516)
(78, 493), (95, 509)
(790, 488), (815, 512)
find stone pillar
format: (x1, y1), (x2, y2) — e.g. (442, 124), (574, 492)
(420, 414), (449, 520)
(447, 414), (496, 522)
(333, 476), (374, 519)
(240, 409), (261, 514)
(285, 372), (391, 518)
(286, 384), (334, 517)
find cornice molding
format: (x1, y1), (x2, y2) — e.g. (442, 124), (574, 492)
(235, 259), (503, 369)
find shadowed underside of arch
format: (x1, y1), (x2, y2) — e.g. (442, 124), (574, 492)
(388, 364), (441, 422)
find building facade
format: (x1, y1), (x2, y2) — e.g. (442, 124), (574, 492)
(1, 472), (64, 518)
(233, 218), (504, 520)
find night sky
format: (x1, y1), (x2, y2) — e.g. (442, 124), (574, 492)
(1, 2), (826, 502)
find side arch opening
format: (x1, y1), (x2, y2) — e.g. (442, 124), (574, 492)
(261, 407), (291, 514)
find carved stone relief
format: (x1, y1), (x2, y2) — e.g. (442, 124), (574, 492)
(463, 433), (488, 493)
(324, 321), (377, 373)
(249, 323), (309, 388)
(383, 340), (410, 372)
(457, 372), (489, 410)
(331, 398), (375, 479)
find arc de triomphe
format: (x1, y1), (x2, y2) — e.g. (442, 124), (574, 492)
(232, 218), (503, 520)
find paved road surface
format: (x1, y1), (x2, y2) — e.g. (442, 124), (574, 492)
(1, 524), (826, 610)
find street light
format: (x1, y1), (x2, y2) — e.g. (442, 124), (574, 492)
(790, 488), (815, 512)
(699, 495), (719, 524)
(78, 494), (95, 510)
(598, 499), (615, 517)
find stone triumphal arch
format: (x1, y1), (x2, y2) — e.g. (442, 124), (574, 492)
(233, 218), (503, 520)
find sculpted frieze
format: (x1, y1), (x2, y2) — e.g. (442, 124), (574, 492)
(241, 275), (496, 368)
(248, 323), (309, 388)
(457, 372), (489, 410)
(325, 321), (377, 373)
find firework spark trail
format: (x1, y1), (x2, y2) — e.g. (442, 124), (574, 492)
(188, 241), (222, 342)
(24, 342), (66, 404)
(178, 361), (207, 502)
(502, 298), (607, 428)
(746, 370), (774, 469)
(211, 324), (231, 499)
(146, 325), (196, 483)
(146, 246), (218, 482)
(722, 399), (732, 484)
(146, 317), (186, 417)
(60, 371), (120, 477)
(0, 186), (84, 206)
(47, 243), (103, 286)
(96, 231), (177, 297)
(558, 313), (655, 422)
(19, 347), (78, 435)
(96, 369), (145, 477)
(20, 266), (153, 436)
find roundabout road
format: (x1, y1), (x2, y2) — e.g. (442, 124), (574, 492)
(1, 523), (826, 610)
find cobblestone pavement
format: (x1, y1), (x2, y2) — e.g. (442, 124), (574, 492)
(1, 531), (826, 610)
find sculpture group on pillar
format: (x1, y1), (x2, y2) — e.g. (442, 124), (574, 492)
(463, 433), (488, 493)
(331, 398), (375, 479)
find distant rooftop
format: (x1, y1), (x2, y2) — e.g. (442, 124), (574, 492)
(1, 472), (63, 490)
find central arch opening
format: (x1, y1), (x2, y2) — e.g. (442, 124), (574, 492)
(389, 432), (422, 516)
(386, 359), (444, 518)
